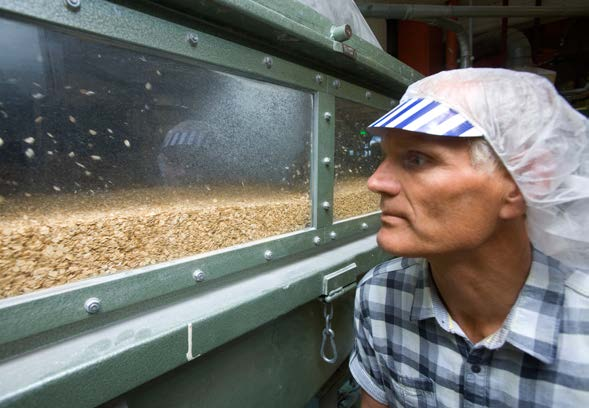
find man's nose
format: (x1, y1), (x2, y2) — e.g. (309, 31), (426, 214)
(367, 160), (401, 196)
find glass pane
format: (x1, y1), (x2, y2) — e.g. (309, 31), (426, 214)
(333, 98), (386, 221)
(0, 17), (312, 299)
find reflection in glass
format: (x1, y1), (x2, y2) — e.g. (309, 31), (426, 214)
(333, 98), (386, 221)
(0, 18), (312, 298)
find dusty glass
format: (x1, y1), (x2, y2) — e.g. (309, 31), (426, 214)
(333, 98), (386, 221)
(0, 17), (312, 299)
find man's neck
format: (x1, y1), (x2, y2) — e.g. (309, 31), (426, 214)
(427, 222), (532, 344)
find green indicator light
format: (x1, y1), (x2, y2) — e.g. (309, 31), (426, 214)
(360, 130), (367, 136)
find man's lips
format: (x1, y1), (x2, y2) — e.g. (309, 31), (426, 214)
(380, 211), (407, 223)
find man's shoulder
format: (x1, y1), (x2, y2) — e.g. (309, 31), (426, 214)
(359, 257), (424, 288)
(356, 257), (425, 315)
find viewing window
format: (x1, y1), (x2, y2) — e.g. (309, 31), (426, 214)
(0, 17), (312, 298)
(333, 98), (385, 221)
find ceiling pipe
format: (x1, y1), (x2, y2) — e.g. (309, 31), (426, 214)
(422, 18), (472, 68)
(359, 4), (589, 19)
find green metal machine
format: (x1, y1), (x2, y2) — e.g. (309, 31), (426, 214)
(0, 1), (420, 407)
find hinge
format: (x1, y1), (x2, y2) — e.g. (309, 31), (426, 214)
(332, 41), (357, 60)
(320, 263), (358, 303)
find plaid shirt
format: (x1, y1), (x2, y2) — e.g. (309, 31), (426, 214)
(349, 248), (589, 407)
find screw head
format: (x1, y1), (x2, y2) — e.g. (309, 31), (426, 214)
(323, 112), (332, 121)
(313, 236), (322, 245)
(64, 0), (81, 11)
(322, 157), (331, 166)
(263, 56), (273, 68)
(315, 74), (323, 84)
(84, 297), (101, 314)
(390, 99), (397, 107)
(186, 33), (199, 47)
(322, 201), (331, 210)
(192, 269), (205, 282)
(332, 79), (341, 89)
(365, 91), (372, 100)
(329, 231), (337, 240)
(361, 222), (369, 230)
(264, 250), (273, 260)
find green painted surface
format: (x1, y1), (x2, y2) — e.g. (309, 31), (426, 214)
(0, 0), (409, 406)
(152, 0), (422, 96)
(0, 236), (392, 408)
(123, 294), (356, 408)
(313, 93), (335, 229)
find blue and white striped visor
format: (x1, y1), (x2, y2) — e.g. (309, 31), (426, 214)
(368, 97), (484, 138)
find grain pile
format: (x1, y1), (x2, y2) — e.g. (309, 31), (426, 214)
(0, 178), (377, 299)
(334, 177), (380, 220)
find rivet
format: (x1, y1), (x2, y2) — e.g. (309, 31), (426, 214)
(323, 112), (332, 121)
(186, 33), (199, 47)
(361, 222), (369, 230)
(313, 236), (322, 245)
(264, 250), (273, 260)
(315, 74), (323, 84)
(390, 99), (397, 107)
(365, 91), (372, 100)
(263, 56), (273, 69)
(192, 269), (205, 282)
(322, 157), (331, 166)
(64, 0), (81, 11)
(329, 231), (337, 240)
(332, 79), (341, 89)
(322, 201), (331, 210)
(84, 297), (101, 314)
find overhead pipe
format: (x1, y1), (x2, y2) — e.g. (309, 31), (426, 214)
(422, 18), (471, 68)
(359, 4), (589, 19)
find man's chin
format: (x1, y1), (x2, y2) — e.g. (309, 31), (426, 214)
(376, 229), (424, 258)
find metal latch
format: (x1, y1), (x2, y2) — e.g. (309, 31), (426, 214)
(321, 263), (358, 303)
(318, 263), (358, 364)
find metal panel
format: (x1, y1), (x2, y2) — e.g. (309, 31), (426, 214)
(122, 294), (357, 408)
(312, 93), (335, 228)
(0, 1), (405, 406)
(0, 235), (391, 408)
(151, 0), (421, 97)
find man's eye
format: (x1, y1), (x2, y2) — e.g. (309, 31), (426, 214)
(403, 152), (428, 168)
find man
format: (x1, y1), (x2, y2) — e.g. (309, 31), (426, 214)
(349, 68), (589, 407)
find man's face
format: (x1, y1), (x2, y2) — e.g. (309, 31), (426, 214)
(368, 130), (513, 258)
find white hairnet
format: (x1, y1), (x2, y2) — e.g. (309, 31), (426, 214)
(402, 68), (589, 269)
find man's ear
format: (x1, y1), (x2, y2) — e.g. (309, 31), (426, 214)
(499, 177), (526, 220)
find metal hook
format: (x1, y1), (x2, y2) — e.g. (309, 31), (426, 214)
(320, 302), (337, 364)
(321, 327), (338, 364)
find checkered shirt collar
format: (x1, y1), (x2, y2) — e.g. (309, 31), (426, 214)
(409, 249), (566, 365)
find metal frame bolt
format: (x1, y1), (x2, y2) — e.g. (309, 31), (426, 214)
(323, 112), (332, 121)
(361, 222), (369, 230)
(186, 33), (199, 47)
(64, 0), (81, 11)
(330, 24), (353, 42)
(315, 74), (323, 84)
(322, 201), (331, 210)
(192, 269), (205, 282)
(322, 157), (331, 166)
(332, 79), (341, 89)
(329, 231), (337, 240)
(263, 56), (273, 69)
(84, 297), (101, 314)
(264, 250), (273, 260)
(313, 236), (322, 245)
(365, 91), (372, 100)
